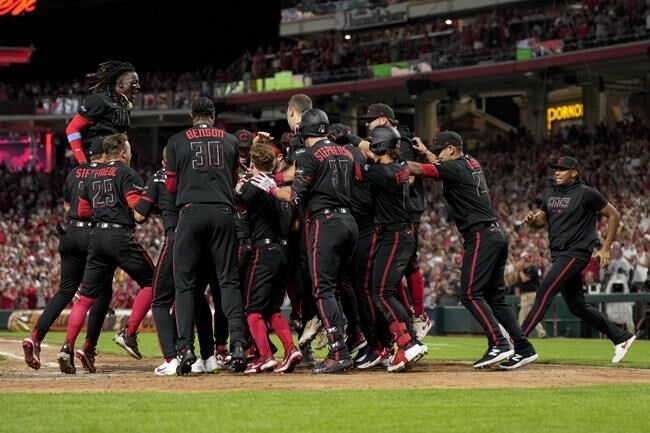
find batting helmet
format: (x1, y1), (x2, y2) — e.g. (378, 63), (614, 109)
(297, 108), (329, 140)
(369, 125), (400, 155)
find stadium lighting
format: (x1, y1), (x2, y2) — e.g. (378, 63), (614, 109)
(344, 34), (351, 40)
(445, 19), (452, 25)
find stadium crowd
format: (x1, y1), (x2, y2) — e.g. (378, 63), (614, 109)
(1, 0), (649, 109)
(1, 122), (648, 312)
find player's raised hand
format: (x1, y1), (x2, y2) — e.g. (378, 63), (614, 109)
(253, 132), (274, 145)
(250, 173), (277, 193)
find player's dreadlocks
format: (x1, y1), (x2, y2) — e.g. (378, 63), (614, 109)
(86, 61), (136, 95)
(191, 96), (216, 118)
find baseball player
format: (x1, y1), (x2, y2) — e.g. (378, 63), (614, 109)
(132, 149), (220, 375)
(165, 97), (247, 375)
(409, 131), (535, 369)
(357, 125), (428, 372)
(237, 144), (303, 374)
(522, 155), (636, 364)
(58, 133), (155, 374)
(22, 139), (112, 370)
(66, 61), (139, 164)
(250, 108), (358, 374)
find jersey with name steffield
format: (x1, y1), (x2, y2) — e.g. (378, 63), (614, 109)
(64, 162), (98, 222)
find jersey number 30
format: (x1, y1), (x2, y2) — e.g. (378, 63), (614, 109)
(191, 141), (224, 170)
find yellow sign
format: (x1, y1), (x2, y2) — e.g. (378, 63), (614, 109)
(547, 103), (583, 131)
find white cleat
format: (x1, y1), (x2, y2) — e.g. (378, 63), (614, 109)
(191, 358), (207, 374)
(412, 313), (433, 341)
(298, 316), (323, 348)
(612, 335), (636, 364)
(154, 359), (179, 376)
(203, 355), (220, 373)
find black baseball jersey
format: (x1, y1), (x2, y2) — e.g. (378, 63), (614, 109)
(541, 179), (607, 261)
(399, 137), (425, 218)
(64, 162), (97, 222)
(133, 168), (178, 233)
(78, 92), (131, 153)
(430, 155), (497, 233)
(361, 160), (410, 225)
(80, 161), (144, 227)
(166, 124), (239, 207)
(346, 145), (373, 222)
(239, 181), (292, 241)
(291, 138), (354, 214)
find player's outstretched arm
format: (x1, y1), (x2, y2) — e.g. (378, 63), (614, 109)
(407, 161), (440, 179)
(593, 203), (620, 269)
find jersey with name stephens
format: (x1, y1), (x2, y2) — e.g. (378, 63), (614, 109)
(64, 162), (98, 222)
(77, 92), (131, 153)
(541, 179), (607, 261)
(133, 168), (178, 233)
(79, 161), (144, 227)
(291, 138), (354, 215)
(166, 124), (239, 208)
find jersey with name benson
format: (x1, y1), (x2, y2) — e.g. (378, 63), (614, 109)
(434, 155), (497, 234)
(362, 160), (410, 225)
(166, 124), (239, 208)
(133, 168), (178, 233)
(77, 92), (131, 155)
(541, 179), (607, 261)
(80, 161), (144, 227)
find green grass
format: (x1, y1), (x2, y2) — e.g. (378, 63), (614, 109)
(1, 386), (650, 433)
(1, 331), (647, 368)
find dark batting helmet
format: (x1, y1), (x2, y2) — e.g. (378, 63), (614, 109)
(369, 125), (400, 155)
(297, 108), (329, 141)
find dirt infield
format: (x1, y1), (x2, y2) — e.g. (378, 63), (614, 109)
(2, 338), (649, 393)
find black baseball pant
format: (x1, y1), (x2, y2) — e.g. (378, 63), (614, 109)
(371, 225), (416, 333)
(174, 204), (246, 353)
(308, 212), (358, 360)
(460, 226), (528, 348)
(243, 244), (289, 315)
(33, 224), (111, 343)
(522, 256), (633, 344)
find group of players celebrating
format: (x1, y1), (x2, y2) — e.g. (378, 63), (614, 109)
(21, 61), (637, 377)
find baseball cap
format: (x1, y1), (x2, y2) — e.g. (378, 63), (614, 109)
(89, 136), (105, 157)
(549, 155), (580, 170)
(431, 130), (463, 153)
(280, 132), (295, 145)
(360, 103), (397, 123)
(234, 129), (254, 149)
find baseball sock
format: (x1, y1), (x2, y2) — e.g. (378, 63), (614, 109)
(66, 294), (95, 349)
(269, 312), (294, 353)
(247, 313), (271, 358)
(127, 286), (152, 336)
(406, 269), (425, 316)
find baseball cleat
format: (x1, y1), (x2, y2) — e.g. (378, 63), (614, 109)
(57, 342), (76, 375)
(412, 313), (433, 341)
(154, 359), (179, 376)
(191, 358), (207, 374)
(345, 332), (368, 355)
(298, 316), (323, 349)
(387, 342), (428, 373)
(75, 342), (97, 373)
(612, 335), (636, 364)
(356, 348), (383, 370)
(203, 355), (220, 373)
(113, 328), (142, 360)
(22, 338), (41, 370)
(274, 348), (303, 373)
(473, 344), (514, 369)
(299, 344), (316, 367)
(312, 357), (353, 374)
(244, 355), (278, 374)
(230, 341), (247, 372)
(498, 350), (539, 370)
(176, 348), (197, 376)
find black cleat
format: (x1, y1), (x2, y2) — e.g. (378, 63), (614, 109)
(473, 344), (514, 369)
(57, 342), (76, 374)
(176, 349), (197, 376)
(345, 332), (368, 355)
(498, 349), (539, 370)
(113, 328), (142, 359)
(313, 357), (354, 374)
(230, 341), (246, 373)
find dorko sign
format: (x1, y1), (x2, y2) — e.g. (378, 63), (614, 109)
(547, 103), (583, 130)
(0, 0), (37, 16)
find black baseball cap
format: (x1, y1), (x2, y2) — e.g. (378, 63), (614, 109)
(89, 136), (105, 157)
(234, 129), (254, 149)
(360, 103), (397, 123)
(432, 131), (463, 153)
(549, 155), (580, 170)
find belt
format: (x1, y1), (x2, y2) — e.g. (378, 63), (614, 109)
(463, 221), (499, 236)
(96, 223), (127, 229)
(69, 221), (93, 228)
(321, 208), (350, 215)
(254, 238), (288, 248)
